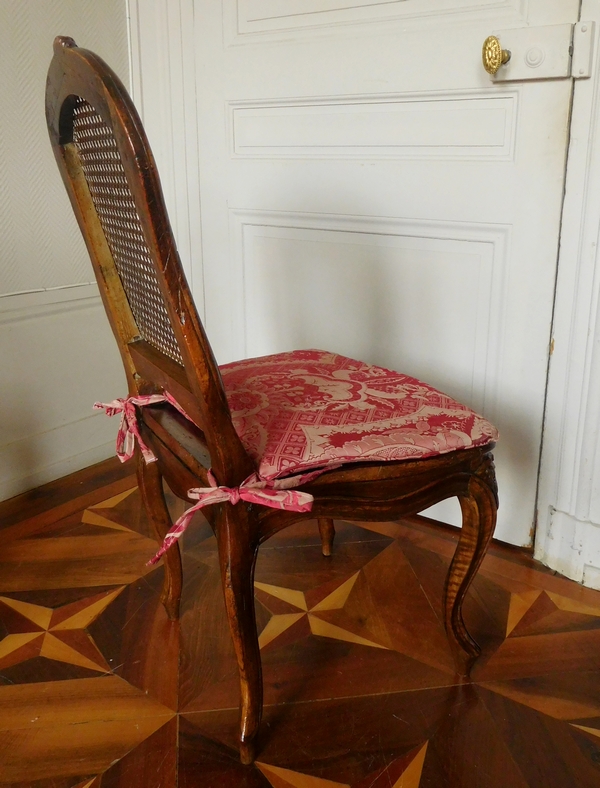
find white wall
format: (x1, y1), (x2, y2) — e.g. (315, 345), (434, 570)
(0, 1), (129, 500)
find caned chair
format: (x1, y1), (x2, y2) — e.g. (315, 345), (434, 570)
(46, 37), (499, 764)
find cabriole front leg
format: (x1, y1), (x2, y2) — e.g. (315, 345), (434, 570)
(215, 503), (263, 765)
(443, 457), (498, 676)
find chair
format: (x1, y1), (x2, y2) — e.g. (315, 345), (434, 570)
(46, 37), (499, 765)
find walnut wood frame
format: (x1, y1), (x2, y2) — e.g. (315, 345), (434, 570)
(46, 37), (498, 765)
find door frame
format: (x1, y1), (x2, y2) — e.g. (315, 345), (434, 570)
(535, 0), (600, 589)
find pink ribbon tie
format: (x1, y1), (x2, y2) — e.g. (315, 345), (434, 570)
(147, 469), (321, 565)
(95, 392), (326, 565)
(94, 392), (195, 464)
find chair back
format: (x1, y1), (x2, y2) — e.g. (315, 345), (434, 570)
(45, 37), (253, 484)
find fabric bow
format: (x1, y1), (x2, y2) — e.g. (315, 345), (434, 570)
(95, 392), (330, 565)
(94, 392), (193, 463)
(147, 469), (321, 565)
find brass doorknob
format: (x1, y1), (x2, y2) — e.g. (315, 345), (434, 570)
(482, 35), (511, 75)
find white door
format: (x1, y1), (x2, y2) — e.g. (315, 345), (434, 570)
(192, 0), (581, 546)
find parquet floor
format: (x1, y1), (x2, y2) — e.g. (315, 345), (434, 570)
(1, 459), (600, 787)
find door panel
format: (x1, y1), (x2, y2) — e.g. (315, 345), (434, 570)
(228, 92), (517, 160)
(227, 0), (577, 41)
(232, 211), (504, 414)
(195, 0), (579, 544)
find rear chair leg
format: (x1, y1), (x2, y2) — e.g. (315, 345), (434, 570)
(444, 454), (498, 676)
(318, 517), (335, 556)
(136, 452), (182, 620)
(215, 503), (263, 765)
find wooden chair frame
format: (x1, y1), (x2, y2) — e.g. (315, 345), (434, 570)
(46, 37), (498, 764)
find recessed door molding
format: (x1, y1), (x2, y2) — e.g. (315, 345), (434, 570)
(228, 91), (518, 161)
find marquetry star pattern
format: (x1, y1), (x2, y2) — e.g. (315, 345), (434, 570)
(4, 480), (600, 787)
(256, 742), (428, 788)
(0, 485), (148, 679)
(83, 485), (144, 531)
(255, 572), (387, 652)
(250, 532), (456, 676)
(0, 586), (124, 673)
(505, 586), (600, 637)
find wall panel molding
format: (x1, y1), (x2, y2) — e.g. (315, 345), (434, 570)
(229, 91), (517, 161)
(225, 0), (528, 43)
(128, 0), (205, 316)
(0, 283), (98, 323)
(0, 285), (125, 502)
(230, 208), (509, 417)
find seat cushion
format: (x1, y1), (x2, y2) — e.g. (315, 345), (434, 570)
(220, 349), (498, 482)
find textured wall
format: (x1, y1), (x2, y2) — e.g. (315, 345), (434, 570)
(0, 0), (129, 295)
(0, 1), (129, 499)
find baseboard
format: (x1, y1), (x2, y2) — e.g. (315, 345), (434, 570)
(534, 508), (600, 590)
(0, 415), (118, 502)
(0, 284), (126, 503)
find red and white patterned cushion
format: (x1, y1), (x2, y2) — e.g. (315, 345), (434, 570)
(220, 349), (498, 482)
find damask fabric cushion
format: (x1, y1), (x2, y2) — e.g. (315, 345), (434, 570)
(220, 349), (498, 482)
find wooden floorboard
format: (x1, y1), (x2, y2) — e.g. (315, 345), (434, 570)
(1, 462), (600, 787)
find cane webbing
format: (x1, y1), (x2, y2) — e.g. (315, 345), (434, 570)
(72, 97), (183, 364)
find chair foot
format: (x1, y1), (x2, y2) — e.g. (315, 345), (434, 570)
(318, 518), (335, 556)
(451, 646), (479, 679)
(240, 738), (256, 765)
